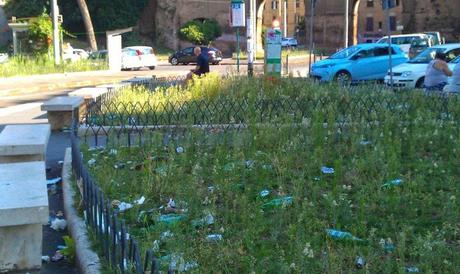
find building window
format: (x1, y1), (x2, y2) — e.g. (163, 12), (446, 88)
(367, 0), (374, 7)
(366, 17), (374, 32)
(389, 16), (397, 31)
(271, 0), (278, 10)
(296, 0), (300, 8)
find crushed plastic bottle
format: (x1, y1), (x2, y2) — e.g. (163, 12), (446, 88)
(158, 214), (185, 225)
(326, 229), (365, 242)
(381, 179), (403, 189)
(406, 266), (420, 273)
(192, 213), (215, 228)
(206, 234), (223, 242)
(321, 166), (335, 174)
(46, 177), (61, 185)
(259, 189), (270, 198)
(134, 196), (145, 205)
(359, 140), (372, 146)
(261, 196), (293, 210)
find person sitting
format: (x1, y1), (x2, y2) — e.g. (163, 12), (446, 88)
(424, 52), (453, 92)
(443, 61), (460, 93)
(186, 47), (210, 81)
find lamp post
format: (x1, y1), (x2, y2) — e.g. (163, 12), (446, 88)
(51, 0), (60, 65)
(344, 0), (349, 48)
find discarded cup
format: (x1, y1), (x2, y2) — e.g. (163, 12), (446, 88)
(261, 196), (293, 210)
(206, 234), (223, 242)
(381, 179), (403, 189)
(176, 146), (184, 154)
(355, 256), (366, 269)
(321, 166), (335, 174)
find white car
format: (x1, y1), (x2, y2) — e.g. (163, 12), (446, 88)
(63, 49), (89, 62)
(281, 37), (298, 48)
(377, 33), (430, 55)
(384, 43), (460, 88)
(121, 46), (157, 70)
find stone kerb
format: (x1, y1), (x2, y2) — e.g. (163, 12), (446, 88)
(0, 161), (49, 272)
(0, 124), (51, 163)
(68, 87), (110, 106)
(41, 96), (84, 130)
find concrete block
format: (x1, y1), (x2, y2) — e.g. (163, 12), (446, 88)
(0, 161), (48, 272)
(0, 224), (43, 271)
(41, 96), (84, 112)
(0, 124), (50, 163)
(68, 87), (109, 100)
(41, 96), (84, 130)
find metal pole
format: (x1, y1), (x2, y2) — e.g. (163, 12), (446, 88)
(344, 0), (349, 47)
(385, 1), (393, 87)
(247, 14), (254, 76)
(51, 0), (61, 65)
(236, 27), (240, 73)
(283, 0), (287, 37)
(308, 0), (315, 74)
(253, 0), (257, 60)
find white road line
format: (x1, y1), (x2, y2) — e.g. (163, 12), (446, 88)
(0, 102), (43, 117)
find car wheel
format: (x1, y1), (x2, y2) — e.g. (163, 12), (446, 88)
(334, 71), (352, 86)
(149, 66), (155, 70)
(171, 57), (178, 65)
(415, 77), (425, 89)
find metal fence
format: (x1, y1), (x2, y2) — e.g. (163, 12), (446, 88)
(71, 127), (171, 274)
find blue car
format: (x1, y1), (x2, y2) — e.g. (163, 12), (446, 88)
(310, 43), (408, 84)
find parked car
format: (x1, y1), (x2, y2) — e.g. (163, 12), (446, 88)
(168, 46), (223, 65)
(0, 53), (8, 64)
(408, 37), (434, 59)
(384, 43), (460, 88)
(121, 46), (157, 70)
(63, 48), (89, 62)
(424, 31), (444, 45)
(310, 43), (408, 84)
(88, 50), (108, 60)
(377, 33), (431, 55)
(281, 37), (298, 48)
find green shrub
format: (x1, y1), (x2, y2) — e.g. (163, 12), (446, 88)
(179, 19), (222, 45)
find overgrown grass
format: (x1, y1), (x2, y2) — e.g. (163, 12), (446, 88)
(0, 55), (107, 77)
(82, 77), (460, 273)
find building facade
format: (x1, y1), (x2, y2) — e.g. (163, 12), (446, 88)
(263, 0), (305, 38)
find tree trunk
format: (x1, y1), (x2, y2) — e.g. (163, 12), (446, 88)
(138, 0), (157, 46)
(76, 0), (97, 51)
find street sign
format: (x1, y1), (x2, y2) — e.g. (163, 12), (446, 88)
(231, 0), (245, 27)
(265, 28), (282, 76)
(381, 0), (397, 10)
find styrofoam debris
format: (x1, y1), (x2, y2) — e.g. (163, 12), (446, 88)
(50, 218), (67, 231)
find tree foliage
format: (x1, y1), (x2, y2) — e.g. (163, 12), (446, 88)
(179, 19), (222, 45)
(28, 11), (53, 53)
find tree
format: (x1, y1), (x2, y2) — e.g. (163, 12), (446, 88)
(179, 19), (222, 45)
(75, 0), (97, 51)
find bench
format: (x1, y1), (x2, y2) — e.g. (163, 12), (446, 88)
(0, 161), (49, 272)
(41, 96), (84, 130)
(68, 87), (109, 105)
(0, 124), (51, 163)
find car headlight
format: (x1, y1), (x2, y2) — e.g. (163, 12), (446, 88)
(401, 71), (412, 77)
(315, 64), (336, 69)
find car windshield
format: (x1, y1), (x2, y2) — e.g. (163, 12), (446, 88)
(407, 47), (445, 63)
(329, 46), (361, 59)
(451, 56), (460, 64)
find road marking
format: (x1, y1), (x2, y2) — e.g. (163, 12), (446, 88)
(0, 102), (43, 117)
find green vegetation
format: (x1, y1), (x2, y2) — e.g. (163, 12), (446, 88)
(179, 19), (222, 45)
(0, 55), (107, 77)
(82, 76), (460, 273)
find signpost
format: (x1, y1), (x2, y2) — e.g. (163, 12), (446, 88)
(382, 0), (397, 87)
(265, 28), (282, 76)
(231, 0), (245, 73)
